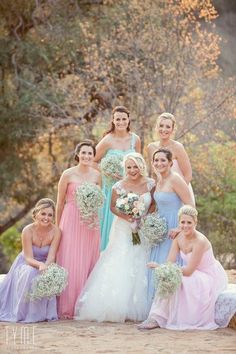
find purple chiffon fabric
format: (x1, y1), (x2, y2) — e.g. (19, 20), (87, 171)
(0, 245), (57, 323)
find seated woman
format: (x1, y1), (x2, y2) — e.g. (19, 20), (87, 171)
(0, 198), (61, 323)
(139, 205), (228, 330)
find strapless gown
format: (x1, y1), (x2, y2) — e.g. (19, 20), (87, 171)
(100, 133), (136, 251)
(0, 245), (57, 323)
(57, 182), (100, 319)
(147, 247), (228, 330)
(74, 179), (155, 322)
(147, 191), (182, 308)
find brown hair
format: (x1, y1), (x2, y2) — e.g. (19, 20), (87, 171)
(74, 140), (96, 162)
(32, 198), (55, 220)
(152, 148), (173, 162)
(103, 106), (130, 136)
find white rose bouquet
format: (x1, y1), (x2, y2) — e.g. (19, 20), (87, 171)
(100, 155), (123, 185)
(115, 191), (145, 245)
(76, 182), (104, 228)
(140, 213), (167, 247)
(153, 262), (182, 299)
(27, 263), (68, 301)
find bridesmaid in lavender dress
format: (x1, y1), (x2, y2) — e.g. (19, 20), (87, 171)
(0, 198), (61, 323)
(139, 205), (228, 330)
(147, 112), (194, 202)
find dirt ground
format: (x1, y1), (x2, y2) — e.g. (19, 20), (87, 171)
(0, 270), (235, 354)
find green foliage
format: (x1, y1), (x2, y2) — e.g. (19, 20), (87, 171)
(0, 226), (21, 269)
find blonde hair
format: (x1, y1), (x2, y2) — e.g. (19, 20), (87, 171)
(32, 198), (55, 220)
(156, 112), (176, 130)
(178, 205), (198, 222)
(123, 152), (147, 176)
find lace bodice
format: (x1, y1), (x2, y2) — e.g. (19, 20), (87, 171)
(113, 178), (155, 214)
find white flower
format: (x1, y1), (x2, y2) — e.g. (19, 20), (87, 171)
(140, 213), (167, 247)
(75, 183), (104, 229)
(153, 262), (182, 298)
(27, 263), (68, 301)
(100, 155), (123, 185)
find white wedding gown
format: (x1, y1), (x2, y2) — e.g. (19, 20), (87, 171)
(74, 179), (155, 322)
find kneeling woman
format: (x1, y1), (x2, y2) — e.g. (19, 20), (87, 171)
(139, 205), (228, 330)
(0, 198), (61, 323)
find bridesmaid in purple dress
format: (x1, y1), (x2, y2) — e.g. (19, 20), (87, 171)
(0, 198), (61, 323)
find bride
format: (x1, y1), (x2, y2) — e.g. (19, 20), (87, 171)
(74, 152), (155, 322)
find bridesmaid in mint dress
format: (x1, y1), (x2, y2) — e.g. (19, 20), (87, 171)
(94, 106), (141, 251)
(147, 148), (194, 308)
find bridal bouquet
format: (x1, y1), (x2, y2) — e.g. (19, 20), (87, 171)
(76, 182), (104, 228)
(153, 262), (182, 299)
(140, 213), (167, 247)
(116, 191), (145, 245)
(100, 155), (123, 185)
(27, 263), (68, 301)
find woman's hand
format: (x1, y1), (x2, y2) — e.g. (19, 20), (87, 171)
(103, 171), (123, 180)
(39, 262), (47, 272)
(169, 227), (181, 239)
(147, 262), (159, 269)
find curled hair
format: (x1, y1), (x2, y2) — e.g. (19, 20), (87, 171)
(103, 106), (130, 136)
(74, 140), (96, 162)
(123, 152), (147, 176)
(156, 112), (176, 129)
(178, 205), (198, 222)
(32, 198), (55, 220)
(152, 148), (173, 162)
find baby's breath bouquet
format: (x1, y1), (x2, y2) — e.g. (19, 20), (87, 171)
(153, 262), (182, 299)
(76, 182), (104, 228)
(100, 155), (123, 185)
(140, 213), (167, 247)
(116, 191), (145, 245)
(27, 263), (68, 301)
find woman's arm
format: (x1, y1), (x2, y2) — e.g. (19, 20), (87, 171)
(135, 135), (141, 153)
(45, 227), (61, 266)
(181, 240), (207, 276)
(175, 143), (192, 184)
(147, 143), (156, 177)
(172, 174), (194, 206)
(55, 172), (68, 226)
(167, 238), (180, 263)
(94, 136), (109, 163)
(21, 228), (47, 271)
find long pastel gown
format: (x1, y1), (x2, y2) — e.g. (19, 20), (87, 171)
(74, 179), (155, 323)
(57, 182), (100, 319)
(0, 246), (57, 323)
(147, 192), (182, 308)
(100, 133), (136, 251)
(146, 247), (228, 330)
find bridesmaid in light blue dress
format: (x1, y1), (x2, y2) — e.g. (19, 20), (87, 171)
(94, 106), (141, 251)
(147, 148), (194, 308)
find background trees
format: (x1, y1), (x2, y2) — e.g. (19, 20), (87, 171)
(0, 0), (235, 270)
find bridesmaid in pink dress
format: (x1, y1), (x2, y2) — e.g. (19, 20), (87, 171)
(138, 205), (228, 330)
(56, 140), (101, 319)
(147, 112), (194, 202)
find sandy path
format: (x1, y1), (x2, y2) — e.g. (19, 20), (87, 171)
(0, 270), (235, 354)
